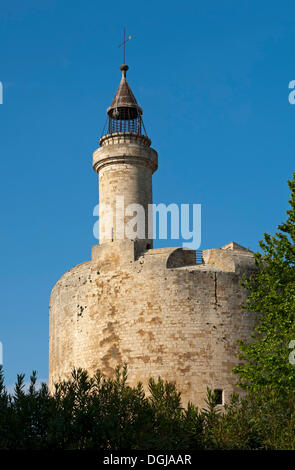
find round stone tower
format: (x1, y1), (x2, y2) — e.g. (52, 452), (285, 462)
(49, 63), (255, 407)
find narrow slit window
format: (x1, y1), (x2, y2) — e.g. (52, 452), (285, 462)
(214, 389), (223, 405)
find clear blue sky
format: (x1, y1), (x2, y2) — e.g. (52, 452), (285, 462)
(1, 0), (294, 386)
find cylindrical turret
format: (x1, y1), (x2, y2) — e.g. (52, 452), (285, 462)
(93, 64), (158, 253)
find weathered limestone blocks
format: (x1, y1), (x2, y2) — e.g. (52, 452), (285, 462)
(49, 241), (255, 408)
(203, 241), (255, 274)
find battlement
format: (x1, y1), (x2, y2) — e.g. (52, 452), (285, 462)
(91, 239), (255, 275)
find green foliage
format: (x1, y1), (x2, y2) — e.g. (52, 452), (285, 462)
(0, 365), (205, 450)
(1, 365), (295, 449)
(233, 173), (295, 393)
(209, 389), (295, 450)
(146, 377), (203, 450)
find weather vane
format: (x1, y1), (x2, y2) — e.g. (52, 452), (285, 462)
(118, 27), (132, 64)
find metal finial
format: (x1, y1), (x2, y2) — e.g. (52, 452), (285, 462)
(118, 27), (132, 65)
(120, 64), (129, 78)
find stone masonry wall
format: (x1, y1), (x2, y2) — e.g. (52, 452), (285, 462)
(49, 241), (255, 407)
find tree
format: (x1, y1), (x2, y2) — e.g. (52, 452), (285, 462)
(233, 173), (295, 393)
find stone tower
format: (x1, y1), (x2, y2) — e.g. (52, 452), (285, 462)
(49, 63), (255, 407)
(93, 64), (158, 255)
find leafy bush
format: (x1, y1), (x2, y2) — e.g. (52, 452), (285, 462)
(0, 365), (204, 450)
(1, 365), (295, 450)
